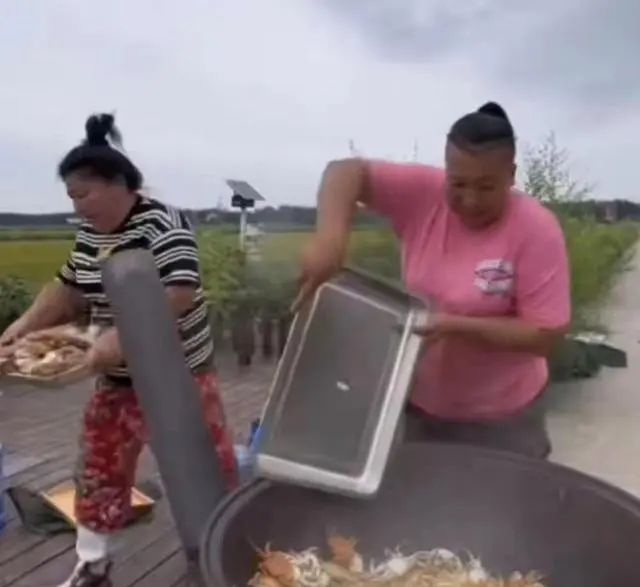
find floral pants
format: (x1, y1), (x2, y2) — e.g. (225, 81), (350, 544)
(74, 372), (238, 533)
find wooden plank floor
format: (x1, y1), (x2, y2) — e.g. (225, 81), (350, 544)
(0, 353), (274, 586)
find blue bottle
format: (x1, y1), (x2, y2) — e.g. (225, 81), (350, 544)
(233, 419), (262, 484)
(248, 418), (262, 451)
(234, 444), (253, 484)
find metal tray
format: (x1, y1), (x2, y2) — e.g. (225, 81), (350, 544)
(255, 268), (429, 497)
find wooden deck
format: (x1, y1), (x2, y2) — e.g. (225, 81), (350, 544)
(0, 355), (275, 586)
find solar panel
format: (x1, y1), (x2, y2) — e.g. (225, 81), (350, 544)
(225, 179), (265, 202)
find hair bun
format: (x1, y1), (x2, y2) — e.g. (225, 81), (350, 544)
(85, 113), (122, 147)
(477, 101), (509, 121)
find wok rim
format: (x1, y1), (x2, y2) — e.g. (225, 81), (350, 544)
(200, 442), (640, 586)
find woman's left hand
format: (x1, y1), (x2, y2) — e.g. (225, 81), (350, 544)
(413, 313), (455, 345)
(85, 328), (123, 373)
(414, 312), (564, 356)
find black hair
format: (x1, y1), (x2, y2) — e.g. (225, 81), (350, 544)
(58, 113), (143, 191)
(447, 101), (516, 154)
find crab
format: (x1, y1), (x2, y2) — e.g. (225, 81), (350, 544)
(250, 543), (546, 587)
(253, 544), (331, 587)
(1, 326), (91, 378)
(327, 535), (364, 573)
(256, 545), (298, 587)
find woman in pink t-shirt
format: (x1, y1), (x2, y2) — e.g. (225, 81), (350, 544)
(298, 102), (570, 458)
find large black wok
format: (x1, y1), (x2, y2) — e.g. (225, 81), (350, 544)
(201, 443), (640, 587)
(100, 252), (640, 586)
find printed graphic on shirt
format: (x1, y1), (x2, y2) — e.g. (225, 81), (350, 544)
(474, 259), (514, 296)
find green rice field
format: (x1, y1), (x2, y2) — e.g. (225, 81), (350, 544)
(0, 239), (75, 284)
(0, 220), (637, 333)
(0, 228), (395, 287)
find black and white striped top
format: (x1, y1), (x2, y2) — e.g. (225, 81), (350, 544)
(57, 196), (213, 386)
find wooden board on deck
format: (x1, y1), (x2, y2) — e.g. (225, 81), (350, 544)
(0, 350), (274, 586)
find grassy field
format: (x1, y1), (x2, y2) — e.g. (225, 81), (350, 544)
(0, 228), (76, 241)
(0, 232), (314, 286)
(0, 228), (393, 286)
(0, 239), (75, 284)
(0, 220), (636, 332)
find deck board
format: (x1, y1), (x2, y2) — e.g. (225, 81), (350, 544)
(0, 354), (273, 586)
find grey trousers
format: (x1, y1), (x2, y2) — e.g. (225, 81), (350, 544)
(399, 395), (551, 459)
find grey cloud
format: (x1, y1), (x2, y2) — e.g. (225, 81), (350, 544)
(322, 0), (640, 113)
(0, 137), (70, 212)
(497, 0), (640, 112)
(320, 0), (537, 61)
(0, 0), (637, 211)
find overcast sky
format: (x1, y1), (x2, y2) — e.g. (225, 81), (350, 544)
(1, 0), (638, 213)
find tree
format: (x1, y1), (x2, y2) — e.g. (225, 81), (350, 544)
(523, 132), (593, 205)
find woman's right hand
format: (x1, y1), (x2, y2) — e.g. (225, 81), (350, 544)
(292, 234), (347, 312)
(0, 317), (28, 355)
(292, 159), (367, 312)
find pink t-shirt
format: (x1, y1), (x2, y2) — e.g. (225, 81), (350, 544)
(368, 161), (570, 420)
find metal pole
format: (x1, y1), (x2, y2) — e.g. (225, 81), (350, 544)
(101, 249), (226, 565)
(239, 208), (247, 251)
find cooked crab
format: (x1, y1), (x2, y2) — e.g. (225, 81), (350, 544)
(2, 325), (91, 378)
(251, 545), (331, 587)
(249, 539), (545, 587)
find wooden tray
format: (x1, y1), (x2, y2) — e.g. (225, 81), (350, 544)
(42, 479), (155, 528)
(0, 363), (93, 388)
(0, 324), (97, 388)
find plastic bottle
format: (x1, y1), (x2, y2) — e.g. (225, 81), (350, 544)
(233, 419), (262, 484)
(234, 444), (253, 484)
(248, 418), (262, 451)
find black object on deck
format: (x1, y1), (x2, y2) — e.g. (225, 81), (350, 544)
(102, 249), (227, 566)
(201, 443), (640, 587)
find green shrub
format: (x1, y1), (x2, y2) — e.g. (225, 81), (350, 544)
(199, 231), (299, 319)
(244, 264), (297, 318)
(522, 132), (639, 329)
(347, 229), (401, 284)
(198, 231), (246, 317)
(561, 216), (638, 330)
(0, 276), (33, 332)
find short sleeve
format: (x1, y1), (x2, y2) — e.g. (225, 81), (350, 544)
(366, 161), (444, 236)
(515, 212), (570, 329)
(150, 225), (201, 287)
(56, 240), (81, 288)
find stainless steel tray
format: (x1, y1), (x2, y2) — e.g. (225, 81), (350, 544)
(255, 268), (430, 497)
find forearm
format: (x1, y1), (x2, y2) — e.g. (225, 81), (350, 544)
(440, 315), (565, 356)
(165, 285), (197, 316)
(20, 280), (85, 334)
(316, 159), (366, 245)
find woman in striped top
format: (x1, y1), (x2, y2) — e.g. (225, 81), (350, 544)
(0, 114), (238, 587)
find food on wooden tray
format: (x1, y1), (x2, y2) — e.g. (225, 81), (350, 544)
(0, 326), (92, 378)
(250, 536), (545, 587)
(0, 356), (11, 373)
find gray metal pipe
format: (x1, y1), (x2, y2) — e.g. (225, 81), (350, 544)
(101, 249), (226, 563)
